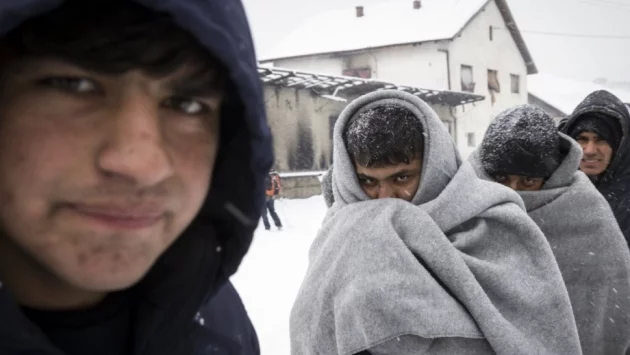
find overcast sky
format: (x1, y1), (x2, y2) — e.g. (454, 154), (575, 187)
(242, 0), (630, 82)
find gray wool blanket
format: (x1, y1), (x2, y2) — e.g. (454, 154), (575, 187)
(290, 90), (582, 355)
(471, 133), (630, 355)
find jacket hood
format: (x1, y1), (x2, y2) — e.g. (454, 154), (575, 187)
(540, 133), (583, 190)
(331, 90), (461, 207)
(562, 90), (630, 185)
(0, 0), (272, 353)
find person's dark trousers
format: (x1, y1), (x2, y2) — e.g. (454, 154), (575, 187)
(262, 197), (282, 230)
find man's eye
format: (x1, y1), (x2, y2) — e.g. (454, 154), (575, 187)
(39, 77), (99, 94)
(163, 97), (209, 115)
(395, 175), (410, 183)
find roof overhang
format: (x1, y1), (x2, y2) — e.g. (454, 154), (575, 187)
(258, 66), (485, 107)
(494, 0), (537, 74)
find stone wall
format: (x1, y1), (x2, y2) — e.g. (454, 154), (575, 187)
(279, 173), (325, 199)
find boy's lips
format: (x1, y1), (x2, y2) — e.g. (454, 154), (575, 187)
(64, 203), (166, 230)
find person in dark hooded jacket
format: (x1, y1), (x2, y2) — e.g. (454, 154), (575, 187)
(0, 1), (272, 355)
(561, 90), (630, 245)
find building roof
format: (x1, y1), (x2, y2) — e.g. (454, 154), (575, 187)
(260, 0), (537, 74)
(258, 66), (485, 107)
(528, 73), (630, 116)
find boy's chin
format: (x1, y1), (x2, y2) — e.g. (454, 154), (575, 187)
(58, 260), (154, 293)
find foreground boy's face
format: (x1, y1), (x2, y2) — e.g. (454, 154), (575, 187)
(355, 158), (422, 201)
(0, 58), (222, 292)
(493, 175), (545, 191)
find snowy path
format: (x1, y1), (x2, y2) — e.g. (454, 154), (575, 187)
(231, 196), (327, 355)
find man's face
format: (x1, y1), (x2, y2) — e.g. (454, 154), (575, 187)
(493, 175), (545, 191)
(355, 158), (422, 202)
(575, 131), (613, 177)
(0, 58), (222, 292)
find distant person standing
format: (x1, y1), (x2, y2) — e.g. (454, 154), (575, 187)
(262, 170), (283, 231)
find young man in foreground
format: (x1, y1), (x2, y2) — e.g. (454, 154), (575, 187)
(293, 90), (581, 355)
(0, 1), (272, 354)
(473, 105), (630, 355)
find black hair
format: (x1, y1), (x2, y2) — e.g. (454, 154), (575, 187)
(0, 0), (223, 84)
(343, 104), (424, 167)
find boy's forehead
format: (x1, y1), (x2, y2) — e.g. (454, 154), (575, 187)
(5, 55), (223, 92)
(355, 159), (421, 175)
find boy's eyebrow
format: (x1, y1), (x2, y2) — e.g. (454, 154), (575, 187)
(389, 169), (418, 178)
(168, 71), (223, 97)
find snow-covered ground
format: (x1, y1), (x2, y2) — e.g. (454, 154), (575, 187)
(231, 196), (327, 355)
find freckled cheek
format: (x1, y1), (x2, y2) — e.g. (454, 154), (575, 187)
(168, 136), (218, 207)
(0, 124), (87, 205)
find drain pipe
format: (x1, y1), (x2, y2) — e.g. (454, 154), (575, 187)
(438, 48), (451, 90)
(438, 48), (458, 144)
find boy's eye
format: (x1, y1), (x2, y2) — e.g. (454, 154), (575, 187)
(395, 175), (410, 183)
(163, 97), (209, 115)
(522, 177), (541, 187)
(494, 175), (508, 182)
(39, 77), (99, 94)
(359, 177), (376, 186)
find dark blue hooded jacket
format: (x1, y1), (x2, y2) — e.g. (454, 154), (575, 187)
(0, 1), (273, 354)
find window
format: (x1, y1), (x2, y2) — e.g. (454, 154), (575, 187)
(488, 69), (500, 105)
(489, 26), (493, 41)
(461, 65), (475, 92)
(487, 70), (500, 92)
(342, 67), (372, 79)
(511, 74), (520, 93)
(467, 133), (476, 147)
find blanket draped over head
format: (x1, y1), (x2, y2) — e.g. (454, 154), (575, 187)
(471, 134), (630, 355)
(290, 90), (582, 355)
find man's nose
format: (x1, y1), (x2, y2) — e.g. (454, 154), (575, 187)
(376, 183), (395, 199)
(583, 141), (598, 156)
(96, 92), (174, 186)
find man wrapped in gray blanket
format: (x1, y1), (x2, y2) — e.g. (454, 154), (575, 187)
(291, 90), (582, 355)
(471, 104), (630, 355)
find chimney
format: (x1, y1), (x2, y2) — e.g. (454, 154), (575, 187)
(356, 5), (364, 17)
(413, 0), (421, 9)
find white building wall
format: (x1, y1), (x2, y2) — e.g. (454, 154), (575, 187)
(347, 42), (450, 90)
(267, 43), (450, 91)
(448, 0), (529, 157)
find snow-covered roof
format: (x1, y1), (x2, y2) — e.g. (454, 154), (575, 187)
(528, 73), (630, 116)
(260, 0), (536, 74)
(258, 66), (485, 107)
